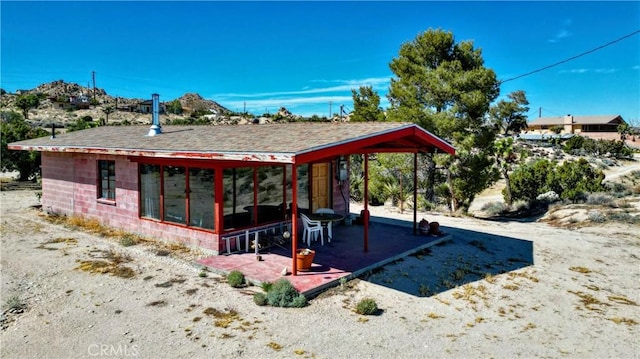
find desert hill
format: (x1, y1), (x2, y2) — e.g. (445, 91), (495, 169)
(0, 80), (314, 127)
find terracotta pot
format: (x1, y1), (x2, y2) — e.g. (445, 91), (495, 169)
(419, 219), (429, 235)
(429, 221), (440, 235)
(296, 249), (315, 271)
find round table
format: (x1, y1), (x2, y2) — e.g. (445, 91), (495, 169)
(306, 213), (344, 242)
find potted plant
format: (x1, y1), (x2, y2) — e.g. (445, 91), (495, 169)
(296, 248), (315, 271)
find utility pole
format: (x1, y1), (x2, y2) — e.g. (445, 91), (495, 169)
(340, 105), (344, 121)
(92, 71), (96, 99)
(539, 107), (542, 118)
(329, 101), (332, 118)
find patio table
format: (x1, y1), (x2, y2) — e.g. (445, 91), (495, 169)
(306, 213), (344, 242)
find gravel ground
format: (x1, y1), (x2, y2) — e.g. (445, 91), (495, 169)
(1, 188), (639, 358)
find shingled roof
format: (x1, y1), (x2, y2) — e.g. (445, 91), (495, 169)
(9, 122), (455, 164)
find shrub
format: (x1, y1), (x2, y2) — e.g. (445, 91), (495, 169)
(265, 279), (307, 307)
(261, 281), (273, 292)
(481, 201), (508, 216)
(587, 211), (606, 223)
(549, 159), (605, 201)
(586, 193), (615, 207)
(119, 234), (137, 247)
(509, 159), (555, 203)
(227, 270), (245, 288)
(355, 297), (379, 315)
(253, 292), (267, 306)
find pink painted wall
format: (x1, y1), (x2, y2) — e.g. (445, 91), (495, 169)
(41, 152), (221, 254)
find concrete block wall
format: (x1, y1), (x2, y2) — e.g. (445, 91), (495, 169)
(41, 152), (221, 254)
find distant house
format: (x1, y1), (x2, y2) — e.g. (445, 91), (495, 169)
(136, 99), (166, 114)
(50, 94), (90, 110)
(8, 122), (455, 275)
(527, 114), (629, 142)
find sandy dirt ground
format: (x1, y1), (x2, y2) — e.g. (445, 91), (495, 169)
(1, 186), (639, 358)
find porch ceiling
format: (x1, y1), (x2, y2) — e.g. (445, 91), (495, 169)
(8, 122), (455, 164)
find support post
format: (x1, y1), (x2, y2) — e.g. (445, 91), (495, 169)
(291, 164), (298, 275)
(413, 153), (418, 235)
(363, 155), (369, 252)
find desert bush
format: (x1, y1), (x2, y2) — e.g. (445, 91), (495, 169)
(265, 279), (307, 308)
(5, 294), (26, 311)
(261, 281), (273, 292)
(587, 211), (606, 223)
(355, 297), (379, 315)
(605, 182), (631, 197)
(481, 201), (508, 216)
(509, 159), (555, 203)
(586, 193), (615, 207)
(119, 234), (137, 247)
(549, 159), (605, 201)
(253, 292), (267, 306)
(607, 212), (640, 224)
(226, 270), (245, 288)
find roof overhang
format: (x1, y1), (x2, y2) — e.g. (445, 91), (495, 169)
(8, 122), (455, 165)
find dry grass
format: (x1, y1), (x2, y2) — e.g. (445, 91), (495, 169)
(203, 307), (241, 328)
(43, 213), (201, 260)
(569, 266), (592, 274)
(607, 317), (639, 326)
(267, 342), (283, 351)
(75, 250), (136, 278)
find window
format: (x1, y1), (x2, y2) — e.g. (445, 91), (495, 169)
(98, 160), (116, 201)
(140, 164), (161, 219)
(189, 168), (215, 229)
(163, 166), (186, 224)
(139, 164), (215, 230)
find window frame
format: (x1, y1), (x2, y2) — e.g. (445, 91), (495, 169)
(97, 160), (116, 203)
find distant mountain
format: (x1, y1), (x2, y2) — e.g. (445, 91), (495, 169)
(176, 93), (230, 115)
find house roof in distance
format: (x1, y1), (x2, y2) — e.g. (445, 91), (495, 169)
(9, 122), (455, 164)
(528, 114), (624, 126)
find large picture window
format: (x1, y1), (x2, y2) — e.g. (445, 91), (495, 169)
(139, 164), (215, 230)
(189, 168), (214, 229)
(98, 160), (116, 201)
(140, 164), (161, 219)
(163, 166), (186, 224)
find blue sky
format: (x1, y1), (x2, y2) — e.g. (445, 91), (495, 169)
(2, 1), (639, 122)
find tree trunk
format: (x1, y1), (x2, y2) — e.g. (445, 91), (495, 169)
(423, 153), (436, 203)
(446, 167), (457, 212)
(503, 168), (513, 206)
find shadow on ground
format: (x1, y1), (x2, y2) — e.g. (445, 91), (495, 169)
(359, 224), (534, 297)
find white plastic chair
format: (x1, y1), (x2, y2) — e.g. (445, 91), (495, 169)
(315, 208), (335, 243)
(300, 213), (324, 246)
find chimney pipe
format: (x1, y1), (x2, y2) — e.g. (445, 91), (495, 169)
(148, 93), (161, 136)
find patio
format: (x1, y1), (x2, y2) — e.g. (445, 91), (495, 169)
(197, 215), (451, 297)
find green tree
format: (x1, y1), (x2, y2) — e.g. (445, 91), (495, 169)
(509, 158), (555, 203)
(166, 99), (183, 115)
(494, 137), (516, 205)
(548, 159), (605, 201)
(15, 93), (40, 120)
(66, 117), (98, 132)
(1, 111), (49, 180)
(617, 122), (630, 141)
(386, 28), (501, 212)
(489, 90), (529, 135)
(350, 86), (385, 122)
(101, 105), (115, 125)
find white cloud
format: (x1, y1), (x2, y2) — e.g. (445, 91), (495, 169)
(632, 65), (640, 70)
(212, 76), (390, 100)
(559, 68), (618, 74)
(547, 19), (573, 43)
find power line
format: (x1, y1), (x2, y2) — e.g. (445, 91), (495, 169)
(500, 29), (640, 84)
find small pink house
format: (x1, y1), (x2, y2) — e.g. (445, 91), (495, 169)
(9, 122), (454, 275)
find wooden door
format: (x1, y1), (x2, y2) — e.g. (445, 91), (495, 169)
(311, 163), (330, 212)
